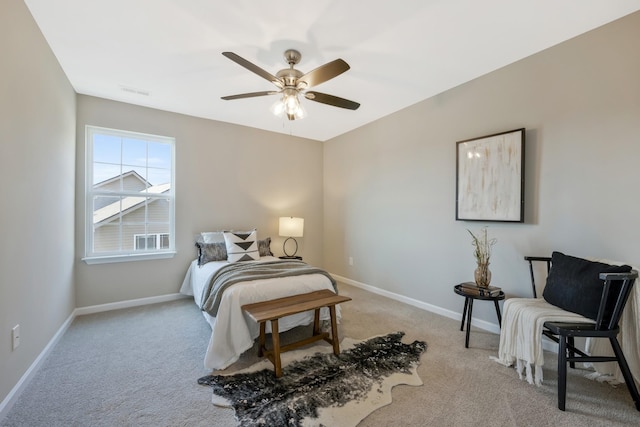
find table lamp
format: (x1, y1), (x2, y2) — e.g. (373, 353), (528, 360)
(279, 217), (304, 258)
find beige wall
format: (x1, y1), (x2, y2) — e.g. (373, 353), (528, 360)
(75, 96), (325, 307)
(0, 0), (76, 405)
(324, 11), (640, 323)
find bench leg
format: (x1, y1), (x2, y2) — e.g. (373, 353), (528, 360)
(313, 308), (321, 336)
(258, 321), (266, 357)
(270, 319), (282, 377)
(329, 305), (340, 355)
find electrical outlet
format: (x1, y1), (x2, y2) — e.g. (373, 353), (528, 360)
(349, 257), (353, 266)
(12, 325), (20, 350)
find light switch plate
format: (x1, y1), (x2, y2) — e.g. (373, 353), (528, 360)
(12, 325), (20, 350)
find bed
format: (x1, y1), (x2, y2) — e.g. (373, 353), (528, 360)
(180, 230), (340, 370)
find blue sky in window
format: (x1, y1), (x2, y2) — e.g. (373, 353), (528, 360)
(93, 134), (172, 186)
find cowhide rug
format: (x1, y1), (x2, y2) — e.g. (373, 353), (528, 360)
(198, 331), (427, 427)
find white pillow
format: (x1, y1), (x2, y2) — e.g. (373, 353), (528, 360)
(200, 231), (224, 243)
(223, 230), (260, 262)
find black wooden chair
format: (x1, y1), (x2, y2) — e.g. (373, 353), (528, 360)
(525, 256), (640, 411)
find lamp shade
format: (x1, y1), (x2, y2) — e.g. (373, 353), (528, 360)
(279, 217), (304, 237)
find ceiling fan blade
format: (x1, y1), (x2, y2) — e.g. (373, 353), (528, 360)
(297, 59), (350, 89)
(305, 91), (360, 110)
(222, 52), (283, 88)
(221, 91), (279, 100)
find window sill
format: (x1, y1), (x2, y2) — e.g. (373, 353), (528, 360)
(82, 251), (176, 265)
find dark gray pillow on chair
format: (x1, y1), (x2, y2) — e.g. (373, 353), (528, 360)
(543, 251), (631, 321)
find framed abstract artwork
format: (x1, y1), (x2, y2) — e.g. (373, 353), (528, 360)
(456, 128), (525, 222)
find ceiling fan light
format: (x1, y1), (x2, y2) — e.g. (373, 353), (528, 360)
(284, 93), (299, 114)
(271, 90), (305, 120)
(293, 103), (306, 120)
(270, 99), (286, 116)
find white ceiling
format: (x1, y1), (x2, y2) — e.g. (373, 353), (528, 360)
(24, 0), (640, 141)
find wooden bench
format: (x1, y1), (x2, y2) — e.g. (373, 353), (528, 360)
(241, 289), (351, 377)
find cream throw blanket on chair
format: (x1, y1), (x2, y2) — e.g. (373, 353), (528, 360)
(493, 261), (640, 387)
(493, 298), (590, 386)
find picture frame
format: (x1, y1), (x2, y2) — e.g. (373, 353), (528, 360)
(456, 128), (525, 222)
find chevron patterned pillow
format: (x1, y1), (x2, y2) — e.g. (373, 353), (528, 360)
(223, 230), (260, 262)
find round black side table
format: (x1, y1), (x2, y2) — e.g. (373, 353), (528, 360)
(454, 283), (505, 348)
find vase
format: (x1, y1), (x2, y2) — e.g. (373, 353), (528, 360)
(474, 262), (491, 288)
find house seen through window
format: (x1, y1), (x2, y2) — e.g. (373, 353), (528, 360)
(134, 233), (170, 250)
(85, 126), (175, 262)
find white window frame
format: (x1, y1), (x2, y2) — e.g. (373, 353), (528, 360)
(83, 126), (176, 264)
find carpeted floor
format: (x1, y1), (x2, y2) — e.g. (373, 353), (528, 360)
(1, 283), (638, 426)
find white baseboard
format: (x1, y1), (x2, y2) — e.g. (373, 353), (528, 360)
(331, 273), (500, 335)
(332, 274), (559, 352)
(0, 293), (187, 421)
(74, 293), (188, 316)
(0, 311), (74, 418)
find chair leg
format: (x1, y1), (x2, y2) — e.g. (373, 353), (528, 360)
(568, 336), (576, 369)
(609, 337), (640, 411)
(557, 335), (568, 411)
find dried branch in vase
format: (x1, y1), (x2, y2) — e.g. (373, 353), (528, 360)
(467, 227), (497, 265)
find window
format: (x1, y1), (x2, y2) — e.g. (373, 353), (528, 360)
(84, 126), (175, 263)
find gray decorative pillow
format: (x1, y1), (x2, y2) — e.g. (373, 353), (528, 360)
(195, 241), (227, 266)
(258, 237), (273, 257)
(223, 230), (260, 262)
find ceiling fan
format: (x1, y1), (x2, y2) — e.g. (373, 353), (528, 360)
(221, 49), (360, 120)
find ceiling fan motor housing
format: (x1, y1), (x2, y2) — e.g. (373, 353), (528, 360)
(276, 68), (303, 88)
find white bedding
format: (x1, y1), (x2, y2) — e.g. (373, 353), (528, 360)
(180, 256), (340, 370)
